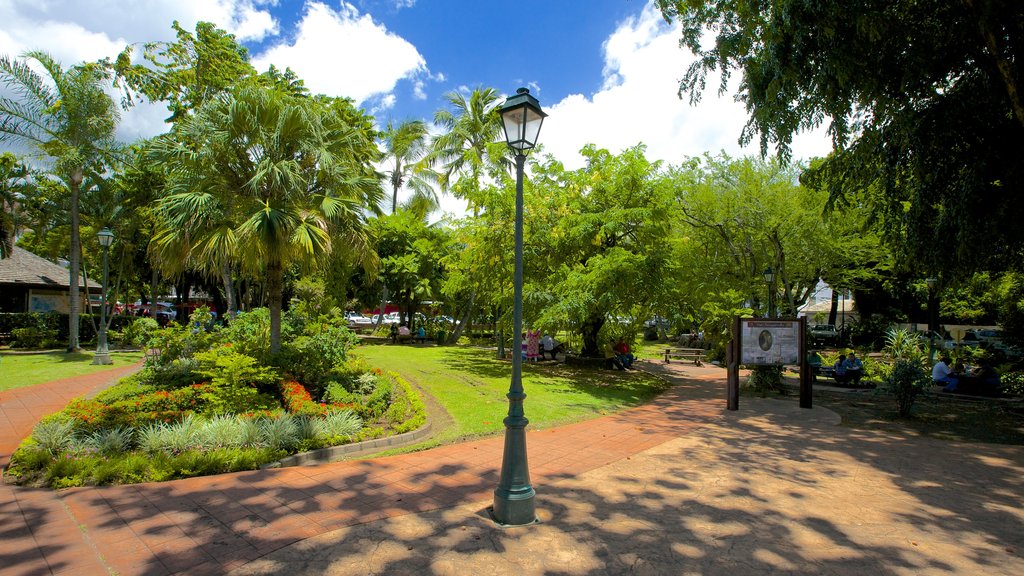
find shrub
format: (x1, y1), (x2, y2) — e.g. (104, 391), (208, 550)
(31, 419), (77, 454)
(1001, 371), (1024, 396)
(193, 347), (280, 414)
(314, 409), (363, 440)
(11, 327), (60, 349)
(886, 359), (930, 417)
(85, 427), (135, 456)
(147, 308), (221, 366)
(219, 308), (275, 364)
(323, 370), (393, 421)
(277, 324), (359, 392)
(148, 358), (203, 388)
(121, 317), (160, 348)
(260, 414), (301, 451)
(383, 372), (426, 434)
(747, 365), (784, 396)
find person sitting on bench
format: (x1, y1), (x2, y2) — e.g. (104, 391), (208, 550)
(833, 354), (848, 384)
(843, 351), (863, 385)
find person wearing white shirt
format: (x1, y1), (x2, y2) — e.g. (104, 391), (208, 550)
(932, 356), (959, 392)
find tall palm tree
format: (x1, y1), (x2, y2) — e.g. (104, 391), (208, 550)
(429, 87), (508, 342)
(429, 87), (508, 215)
(0, 51), (119, 350)
(151, 84), (383, 353)
(0, 152), (30, 258)
(380, 118), (438, 215)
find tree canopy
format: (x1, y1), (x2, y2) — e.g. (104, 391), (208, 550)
(657, 0), (1024, 274)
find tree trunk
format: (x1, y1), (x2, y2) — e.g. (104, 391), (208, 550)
(447, 290), (476, 344)
(221, 261), (236, 321)
(67, 172), (82, 352)
(268, 260), (283, 354)
(373, 284), (389, 330)
(580, 313), (605, 357)
(150, 268), (159, 321)
(828, 290), (839, 326)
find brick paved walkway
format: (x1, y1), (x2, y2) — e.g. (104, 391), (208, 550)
(3, 361), (1023, 575)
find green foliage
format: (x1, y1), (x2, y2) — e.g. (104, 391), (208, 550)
(324, 370), (394, 421)
(10, 327), (60, 349)
(1000, 371), (1024, 397)
(656, 1), (1024, 273)
(884, 328), (928, 367)
(121, 317), (160, 348)
(747, 365), (784, 396)
(383, 371), (426, 434)
(219, 308), (274, 362)
(276, 323), (358, 392)
(848, 314), (893, 350)
(191, 346), (280, 416)
(313, 410), (363, 440)
(698, 291), (752, 362)
(31, 419), (77, 454)
(147, 309), (220, 366)
(260, 414), (301, 451)
(108, 20), (256, 121)
(8, 444), (287, 488)
(885, 359), (931, 417)
(85, 427), (135, 456)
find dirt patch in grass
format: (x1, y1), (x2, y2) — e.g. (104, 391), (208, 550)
(758, 381), (1024, 445)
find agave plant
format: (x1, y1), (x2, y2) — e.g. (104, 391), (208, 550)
(86, 427), (135, 456)
(314, 410), (363, 440)
(31, 419), (77, 454)
(260, 414), (300, 450)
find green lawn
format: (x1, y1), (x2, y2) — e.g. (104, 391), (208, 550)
(0, 351), (145, 392)
(356, 344), (670, 444)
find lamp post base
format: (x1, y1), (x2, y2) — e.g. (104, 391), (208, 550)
(491, 487), (537, 527)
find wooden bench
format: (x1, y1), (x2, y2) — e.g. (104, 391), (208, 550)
(663, 347), (705, 366)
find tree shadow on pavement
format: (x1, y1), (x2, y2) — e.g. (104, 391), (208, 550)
(9, 365), (1024, 575)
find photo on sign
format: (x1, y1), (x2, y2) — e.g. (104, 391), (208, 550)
(740, 320), (800, 365)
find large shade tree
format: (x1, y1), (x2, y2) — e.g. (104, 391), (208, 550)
(0, 51), (120, 350)
(525, 144), (677, 356)
(151, 83), (383, 353)
(656, 0), (1024, 274)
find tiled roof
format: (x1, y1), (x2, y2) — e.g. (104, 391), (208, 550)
(0, 246), (99, 290)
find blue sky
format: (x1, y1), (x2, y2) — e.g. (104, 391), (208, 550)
(0, 0), (832, 215)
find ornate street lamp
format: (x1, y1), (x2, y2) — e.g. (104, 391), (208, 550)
(763, 266), (775, 318)
(493, 87), (546, 526)
(92, 228), (114, 365)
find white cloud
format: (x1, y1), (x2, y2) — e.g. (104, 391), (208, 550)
(250, 1), (425, 103)
(0, 0), (279, 142)
(540, 3), (833, 170)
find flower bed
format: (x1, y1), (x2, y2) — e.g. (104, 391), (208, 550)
(5, 307), (426, 488)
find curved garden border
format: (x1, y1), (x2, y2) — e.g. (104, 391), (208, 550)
(263, 420), (433, 468)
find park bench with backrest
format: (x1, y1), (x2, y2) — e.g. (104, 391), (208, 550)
(663, 347), (705, 366)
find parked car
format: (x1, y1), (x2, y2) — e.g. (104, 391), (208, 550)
(344, 311), (372, 327)
(808, 324), (840, 347)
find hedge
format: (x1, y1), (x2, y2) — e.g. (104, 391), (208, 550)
(0, 312), (138, 347)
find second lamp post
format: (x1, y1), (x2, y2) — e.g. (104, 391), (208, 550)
(492, 88), (546, 526)
(92, 227), (114, 365)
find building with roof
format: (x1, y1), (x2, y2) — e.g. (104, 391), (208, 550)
(0, 247), (101, 313)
